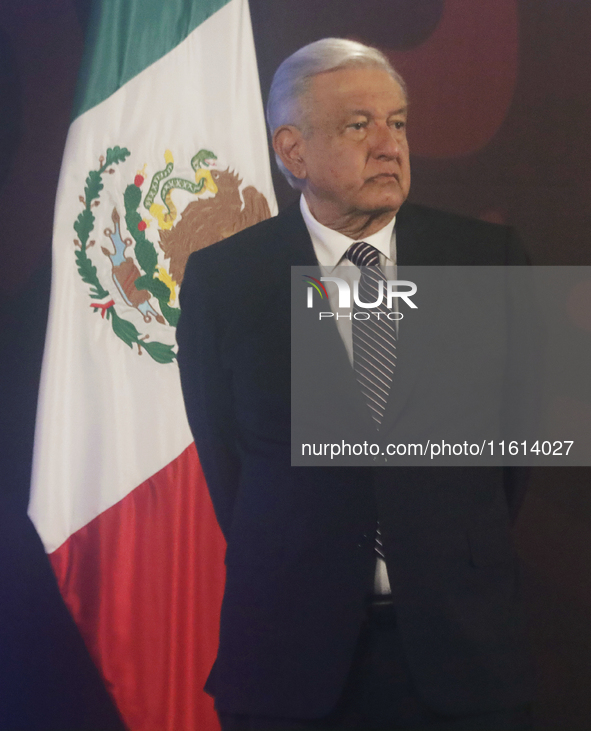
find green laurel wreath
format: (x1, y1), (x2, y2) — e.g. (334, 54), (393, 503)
(73, 147), (177, 364)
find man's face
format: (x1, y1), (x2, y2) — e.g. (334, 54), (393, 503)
(296, 66), (411, 224)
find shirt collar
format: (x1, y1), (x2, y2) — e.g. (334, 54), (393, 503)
(300, 194), (396, 272)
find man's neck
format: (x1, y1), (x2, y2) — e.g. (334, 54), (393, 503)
(303, 193), (397, 240)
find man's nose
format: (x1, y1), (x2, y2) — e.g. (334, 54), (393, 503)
(371, 123), (401, 159)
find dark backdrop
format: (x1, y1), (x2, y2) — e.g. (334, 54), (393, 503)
(1, 0), (590, 728)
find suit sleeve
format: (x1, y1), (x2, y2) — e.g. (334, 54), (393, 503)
(176, 250), (240, 539)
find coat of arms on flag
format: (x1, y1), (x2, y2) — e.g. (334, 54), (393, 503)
(74, 145), (270, 362)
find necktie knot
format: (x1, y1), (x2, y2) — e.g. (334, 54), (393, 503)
(346, 242), (380, 268)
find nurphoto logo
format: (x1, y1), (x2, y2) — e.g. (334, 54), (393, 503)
(302, 273), (417, 322)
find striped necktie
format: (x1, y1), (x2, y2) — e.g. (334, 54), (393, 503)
(346, 242), (396, 564)
(345, 242), (396, 429)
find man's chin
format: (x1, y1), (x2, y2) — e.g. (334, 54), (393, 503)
(359, 182), (408, 213)
(359, 194), (406, 217)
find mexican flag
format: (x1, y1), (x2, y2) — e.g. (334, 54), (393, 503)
(29, 1), (276, 729)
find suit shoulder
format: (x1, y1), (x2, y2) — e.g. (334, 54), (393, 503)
(398, 202), (528, 265)
(403, 202), (507, 236)
(182, 201), (309, 294)
(180, 204), (304, 316)
(185, 207), (294, 270)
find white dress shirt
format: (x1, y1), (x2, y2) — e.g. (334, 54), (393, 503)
(300, 195), (396, 595)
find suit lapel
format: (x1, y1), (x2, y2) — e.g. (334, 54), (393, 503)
(379, 203), (438, 437)
(396, 201), (441, 266)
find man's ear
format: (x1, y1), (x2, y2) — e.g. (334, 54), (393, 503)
(272, 125), (307, 181)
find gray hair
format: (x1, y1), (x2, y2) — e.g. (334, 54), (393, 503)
(267, 38), (407, 189)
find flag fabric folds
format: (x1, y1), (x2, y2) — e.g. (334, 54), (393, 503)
(29, 1), (276, 728)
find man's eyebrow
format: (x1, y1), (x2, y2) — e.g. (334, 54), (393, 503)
(348, 106), (408, 117)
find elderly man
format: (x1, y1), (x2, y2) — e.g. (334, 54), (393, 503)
(177, 38), (533, 731)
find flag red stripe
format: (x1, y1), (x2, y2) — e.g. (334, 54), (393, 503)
(50, 443), (225, 731)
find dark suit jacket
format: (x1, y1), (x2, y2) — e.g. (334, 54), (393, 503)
(176, 201), (534, 719)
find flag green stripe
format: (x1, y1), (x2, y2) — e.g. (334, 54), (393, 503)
(73, 0), (232, 120)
